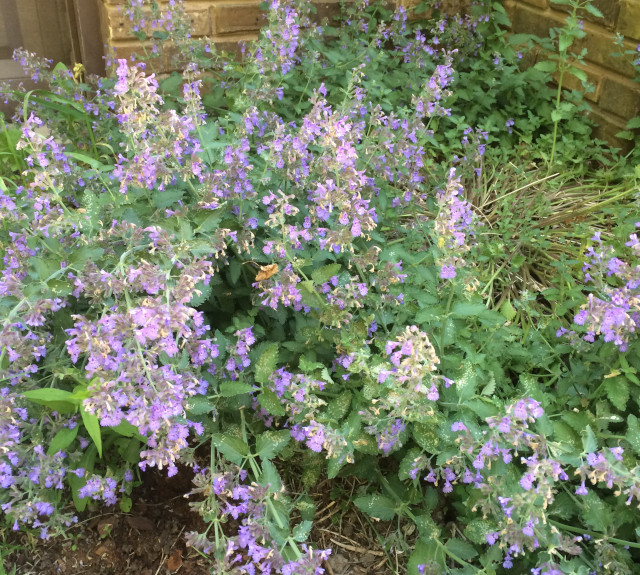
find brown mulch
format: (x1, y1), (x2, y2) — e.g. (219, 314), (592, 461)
(3, 472), (401, 575)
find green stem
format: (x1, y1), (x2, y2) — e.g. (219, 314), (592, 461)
(548, 520), (640, 549)
(439, 285), (455, 355)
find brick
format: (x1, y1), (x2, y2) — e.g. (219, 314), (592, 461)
(598, 75), (640, 118)
(589, 106), (634, 152)
(105, 5), (211, 41)
(618, 0), (640, 41)
(589, 0), (620, 29)
(554, 62), (602, 103)
(509, 3), (566, 39)
(521, 0), (549, 10)
(213, 3), (265, 35)
(313, 2), (342, 23)
(549, 0), (619, 27)
(582, 29), (637, 78)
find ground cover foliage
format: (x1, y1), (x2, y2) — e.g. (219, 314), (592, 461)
(1, 0), (640, 572)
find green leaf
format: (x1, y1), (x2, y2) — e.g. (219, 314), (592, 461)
(111, 421), (140, 438)
(408, 541), (443, 574)
(311, 263), (342, 285)
(584, 3), (603, 17)
(445, 538), (478, 561)
(534, 60), (557, 73)
(399, 448), (423, 481)
(255, 344), (279, 384)
(325, 391), (352, 422)
(255, 430), (291, 460)
(67, 152), (105, 170)
(583, 491), (612, 530)
(415, 514), (440, 540)
(559, 33), (573, 52)
(451, 302), (487, 318)
(500, 300), (517, 322)
(219, 381), (255, 397)
(292, 520), (313, 542)
(81, 408), (102, 458)
(353, 494), (396, 520)
(119, 496), (133, 513)
(47, 425), (79, 456)
(413, 423), (441, 453)
(211, 433), (249, 465)
(23, 388), (78, 412)
(626, 414), (640, 456)
(625, 116), (640, 129)
(257, 390), (286, 416)
(464, 519), (497, 545)
(259, 459), (283, 492)
(604, 377), (629, 411)
(581, 425), (598, 454)
(455, 362), (477, 401)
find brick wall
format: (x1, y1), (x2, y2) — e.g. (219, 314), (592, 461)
(99, 0), (640, 145)
(99, 0), (340, 66)
(504, 0), (640, 146)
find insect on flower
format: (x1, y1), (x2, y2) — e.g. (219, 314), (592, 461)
(254, 263), (279, 282)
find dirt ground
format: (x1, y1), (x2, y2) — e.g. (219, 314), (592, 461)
(3, 470), (401, 575)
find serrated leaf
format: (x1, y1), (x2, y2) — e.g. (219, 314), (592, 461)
(311, 263), (342, 285)
(626, 414), (640, 456)
(399, 448), (424, 481)
(415, 514), (440, 540)
(582, 491), (612, 530)
(451, 302), (487, 318)
(47, 425), (79, 456)
(584, 3), (603, 17)
(464, 520), (497, 545)
(500, 300), (517, 322)
(186, 395), (217, 414)
(353, 494), (396, 520)
(257, 390), (286, 416)
(327, 455), (347, 479)
(81, 408), (102, 458)
(255, 430), (291, 460)
(582, 425), (598, 454)
(445, 538), (478, 561)
(292, 520), (313, 542)
(534, 60), (557, 73)
(604, 377), (629, 411)
(480, 375), (496, 396)
(211, 433), (249, 465)
(456, 362), (477, 401)
(325, 391), (352, 421)
(259, 459), (282, 492)
(626, 116), (640, 129)
(413, 423), (440, 453)
(255, 344), (279, 384)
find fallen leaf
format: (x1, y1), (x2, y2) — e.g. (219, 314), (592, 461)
(168, 549), (183, 572)
(126, 516), (155, 531)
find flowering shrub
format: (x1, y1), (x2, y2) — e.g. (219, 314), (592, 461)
(1, 0), (640, 573)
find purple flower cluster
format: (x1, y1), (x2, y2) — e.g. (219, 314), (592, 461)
(186, 466), (331, 574)
(434, 167), (476, 280)
(64, 236), (218, 476)
(224, 327), (256, 380)
(112, 58), (204, 194)
(574, 447), (640, 506)
(569, 228), (640, 351)
(450, 400), (590, 565)
(255, 0), (312, 76)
